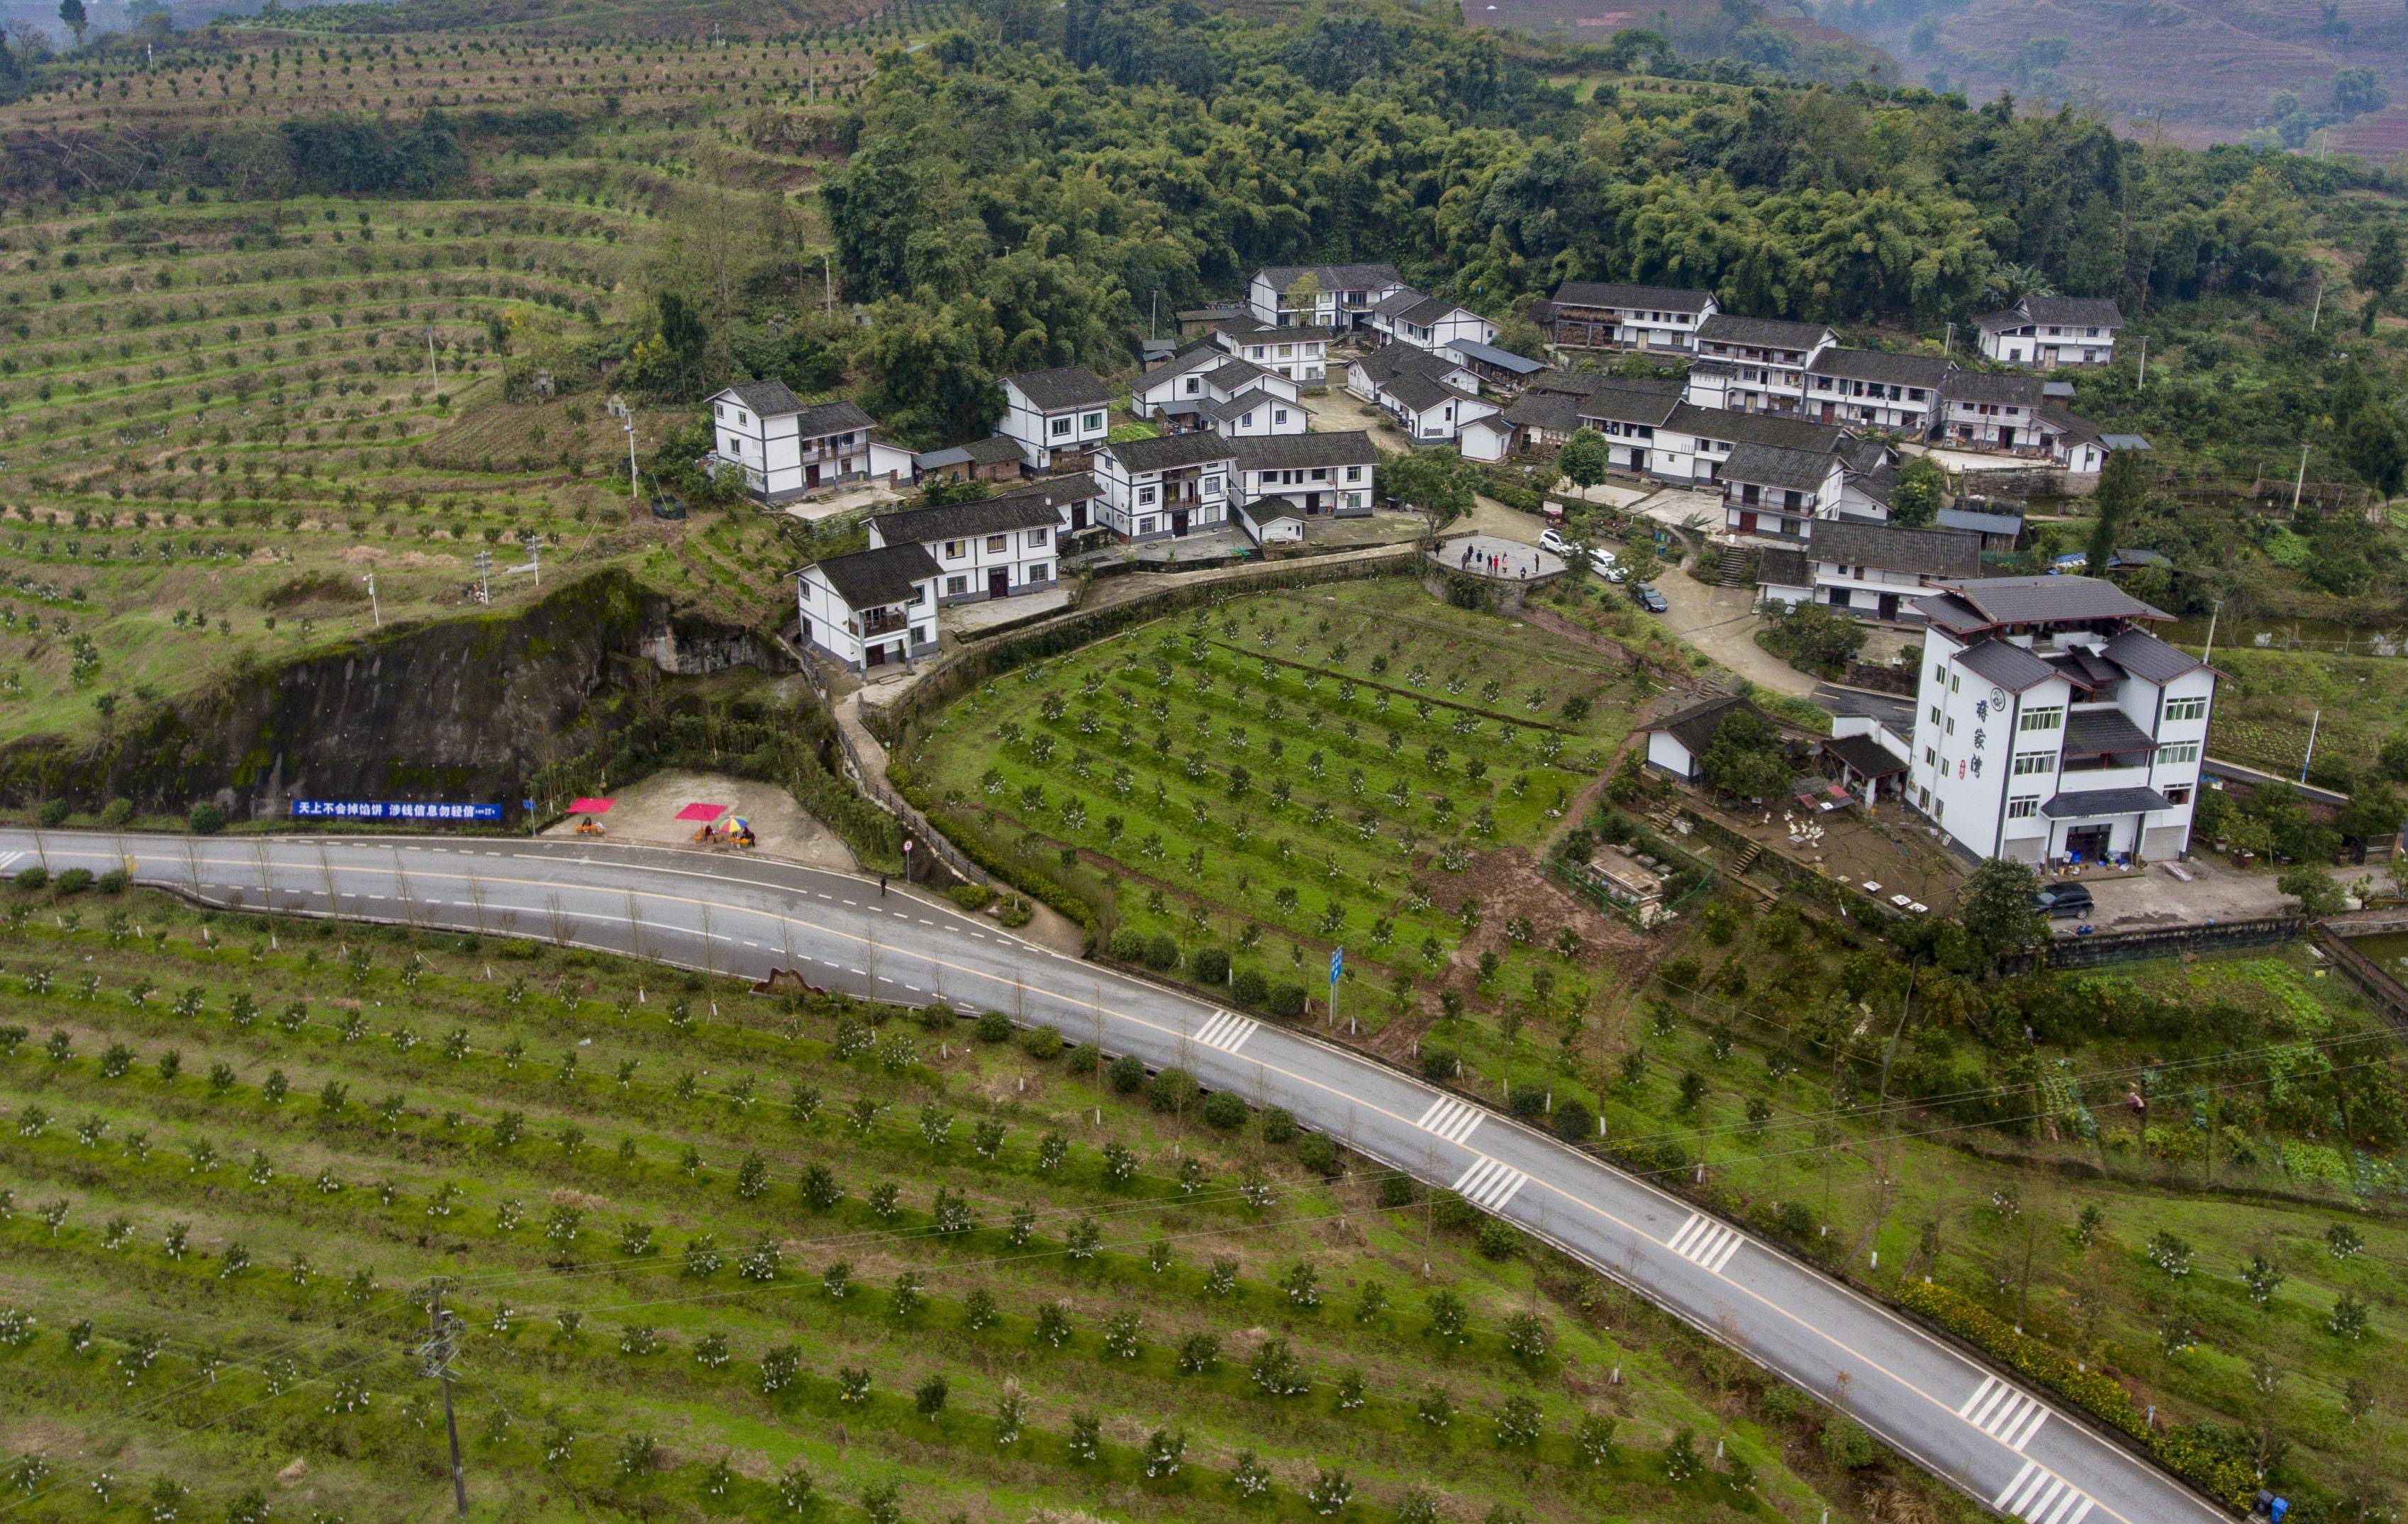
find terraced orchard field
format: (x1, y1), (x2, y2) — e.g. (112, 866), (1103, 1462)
(0, 889), (1883, 1523)
(903, 582), (1654, 1047)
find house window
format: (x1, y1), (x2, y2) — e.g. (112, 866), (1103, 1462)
(1081, 411), (1104, 433)
(1202, 474), (1224, 496)
(2012, 752), (2056, 777)
(2156, 741), (2200, 765)
(1025, 528), (1049, 548)
(1924, 747), (1937, 767)
(1137, 516), (1156, 535)
(1945, 717), (1956, 736)
(1049, 416), (1072, 438)
(1273, 408), (1289, 426)
(2164, 696), (2209, 722)
(943, 540), (964, 559)
(715, 404), (725, 418)
(986, 535), (1008, 552)
(1030, 562), (1051, 581)
(1929, 704), (1941, 725)
(2020, 706), (2063, 733)
(1138, 486), (1158, 506)
(2164, 784), (2193, 806)
(944, 575), (967, 596)
(2007, 796), (2040, 820)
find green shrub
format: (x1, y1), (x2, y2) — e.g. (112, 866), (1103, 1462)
(1476, 1218), (1521, 1259)
(1776, 1201), (1815, 1237)
(1552, 1100), (1594, 1142)
(98, 798), (135, 828)
(1108, 1053), (1147, 1093)
(1143, 934), (1179, 972)
(1267, 981), (1306, 1018)
(1191, 946), (1231, 984)
(187, 801), (227, 835)
(13, 865), (48, 891)
(1419, 1046), (1456, 1081)
(1295, 1133), (1339, 1175)
(34, 799), (69, 828)
(1509, 1086), (1546, 1119)
(1819, 1417), (1876, 1469)
(1064, 1042), (1102, 1077)
(52, 869), (92, 896)
(95, 869), (128, 895)
(1147, 1067), (1198, 1113)
(1260, 1107), (1298, 1144)
(947, 883), (996, 912)
(1431, 1195), (1479, 1232)
(1021, 1025), (1063, 1060)
(975, 1011), (1013, 1043)
(1232, 968), (1269, 1007)
(1378, 1174), (1415, 1208)
(1108, 928), (1146, 962)
(996, 895), (1033, 928)
(1201, 1091), (1248, 1130)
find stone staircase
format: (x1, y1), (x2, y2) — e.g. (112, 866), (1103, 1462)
(1730, 840), (1763, 875)
(1715, 542), (1752, 587)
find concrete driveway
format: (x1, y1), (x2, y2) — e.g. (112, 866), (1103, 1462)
(1650, 570), (1817, 698)
(2068, 855), (2363, 933)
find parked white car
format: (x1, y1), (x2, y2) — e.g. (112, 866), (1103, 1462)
(1538, 528), (1574, 558)
(1590, 547), (1627, 582)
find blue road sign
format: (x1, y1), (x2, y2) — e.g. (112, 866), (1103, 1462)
(1329, 947), (1344, 984)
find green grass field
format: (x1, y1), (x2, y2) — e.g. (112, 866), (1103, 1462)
(0, 884), (1916, 1523)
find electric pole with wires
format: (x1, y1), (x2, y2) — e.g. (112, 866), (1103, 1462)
(416, 1282), (469, 1516)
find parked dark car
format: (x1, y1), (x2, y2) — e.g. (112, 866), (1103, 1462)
(2031, 883), (2093, 919)
(1631, 582), (1668, 613)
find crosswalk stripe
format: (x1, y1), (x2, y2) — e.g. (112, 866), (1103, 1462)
(1958, 1374), (2051, 1452)
(0, 852), (22, 873)
(1665, 1212), (1748, 1273)
(1449, 1157), (1529, 1211)
(1187, 1011), (1259, 1055)
(2041, 1487), (2087, 1524)
(1668, 1213), (1707, 1257)
(1412, 1096), (1483, 1145)
(1996, 1462), (2038, 1511)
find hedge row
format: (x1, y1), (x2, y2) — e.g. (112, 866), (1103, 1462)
(1893, 1279), (2256, 1508)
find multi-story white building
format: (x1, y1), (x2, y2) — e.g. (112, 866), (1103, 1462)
(1688, 316), (1837, 416)
(1906, 576), (2214, 867)
(1376, 369), (1500, 444)
(1246, 262), (1407, 329)
(1939, 374), (2109, 471)
(1975, 297), (2124, 368)
(866, 474), (1096, 605)
(794, 544), (941, 672)
(1536, 282), (1717, 352)
(1756, 520), (1982, 623)
(1210, 317), (1337, 384)
(1346, 344), (1483, 405)
(707, 382), (877, 504)
(1802, 348), (1953, 433)
(1233, 430), (1376, 520)
(1367, 289), (1495, 354)
(997, 366), (1113, 471)
(1092, 433), (1237, 543)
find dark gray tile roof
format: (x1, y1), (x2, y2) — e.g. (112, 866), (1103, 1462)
(1004, 366), (1111, 412)
(1234, 431), (1378, 471)
(1105, 433), (1239, 474)
(1696, 313), (1834, 351)
(1373, 287), (1432, 319)
(2022, 297), (2124, 328)
(1808, 347), (1954, 389)
(1257, 263), (1405, 291)
(1823, 733), (1907, 777)
(991, 471), (1101, 506)
(1218, 318), (1340, 344)
(1575, 384), (1682, 429)
(721, 379), (805, 416)
(2040, 785), (2171, 818)
(2039, 407), (2103, 447)
(1203, 358), (1274, 394)
(1663, 404), (1843, 453)
(2063, 707), (2156, 756)
(1380, 371), (1485, 415)
(2100, 628), (2204, 684)
(1929, 575), (2169, 632)
(870, 494), (1064, 546)
(1549, 281), (1714, 313)
(1501, 391), (1579, 435)
(1938, 505), (2024, 538)
(1135, 343), (1227, 392)
(1200, 389), (1307, 424)
(1951, 638), (2063, 693)
(1395, 295), (1468, 328)
(791, 399), (875, 440)
(809, 543), (940, 610)
(1646, 694), (1776, 757)
(1758, 547), (1810, 588)
(917, 434), (1025, 470)
(1724, 441), (1838, 492)
(1449, 340), (1546, 375)
(1807, 521), (1980, 579)
(1354, 345), (1466, 386)
(1945, 371), (2048, 407)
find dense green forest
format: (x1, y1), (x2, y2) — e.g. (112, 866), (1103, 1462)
(821, 0), (2405, 490)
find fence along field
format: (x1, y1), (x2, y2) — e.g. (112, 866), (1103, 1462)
(0, 887), (1871, 1522)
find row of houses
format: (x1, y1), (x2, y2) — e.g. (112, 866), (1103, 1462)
(1534, 283), (2124, 372)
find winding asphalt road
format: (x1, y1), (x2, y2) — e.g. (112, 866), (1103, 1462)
(1, 829), (2233, 1524)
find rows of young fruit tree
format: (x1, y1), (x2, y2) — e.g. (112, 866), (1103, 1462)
(0, 889), (1861, 1523)
(0, 37), (878, 133)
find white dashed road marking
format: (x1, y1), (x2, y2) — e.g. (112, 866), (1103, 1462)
(1452, 1157), (1528, 1211)
(1666, 1213), (1748, 1274)
(1960, 1375), (2051, 1452)
(1188, 1010), (1259, 1055)
(1415, 1095), (1484, 1145)
(1995, 1461), (2092, 1524)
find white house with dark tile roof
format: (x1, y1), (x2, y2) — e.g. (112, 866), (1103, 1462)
(1975, 297), (2124, 368)
(1376, 369), (1500, 444)
(1231, 430), (1377, 530)
(998, 366), (1113, 471)
(1755, 520), (1983, 622)
(1537, 282), (1718, 352)
(1688, 315), (1837, 417)
(1908, 575), (2213, 866)
(1092, 433), (1239, 542)
(794, 544), (941, 672)
(1346, 344), (1483, 405)
(708, 381), (876, 504)
(1246, 262), (1408, 329)
(1803, 348), (1955, 435)
(867, 478), (1093, 605)
(1368, 289), (1495, 354)
(1210, 316), (1338, 384)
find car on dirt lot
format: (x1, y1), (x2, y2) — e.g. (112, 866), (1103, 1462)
(1631, 582), (1668, 613)
(1538, 528), (1575, 558)
(2031, 883), (2095, 919)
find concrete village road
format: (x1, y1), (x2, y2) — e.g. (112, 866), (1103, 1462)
(0, 829), (2232, 1524)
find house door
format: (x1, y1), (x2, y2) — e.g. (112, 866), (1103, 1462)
(1737, 511), (1757, 534)
(1632, 449), (1648, 473)
(988, 568), (1010, 599)
(1171, 509), (1190, 537)
(2063, 824), (2112, 863)
(1819, 401), (1835, 422)
(1070, 501), (1088, 530)
(806, 463), (821, 487)
(865, 642), (886, 669)
(1998, 428), (2017, 450)
(1878, 591), (1898, 621)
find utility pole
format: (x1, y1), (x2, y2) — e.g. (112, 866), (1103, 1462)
(2290, 445), (2310, 513)
(362, 572), (379, 628)
(2200, 598), (2222, 665)
(416, 1286), (469, 1517)
(2135, 333), (2146, 389)
(623, 416), (640, 501)
(2309, 277), (2324, 334)
(523, 533), (544, 589)
(1941, 321), (1953, 356)
(473, 550), (494, 606)
(823, 253), (834, 318)
(2300, 709), (2321, 784)
(425, 329), (439, 387)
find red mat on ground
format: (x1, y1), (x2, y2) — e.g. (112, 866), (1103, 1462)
(567, 798), (614, 815)
(674, 802), (729, 822)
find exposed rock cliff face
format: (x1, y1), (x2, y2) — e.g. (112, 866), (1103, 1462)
(0, 570), (787, 820)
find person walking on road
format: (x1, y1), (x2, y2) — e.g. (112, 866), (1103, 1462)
(879, 874), (888, 897)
